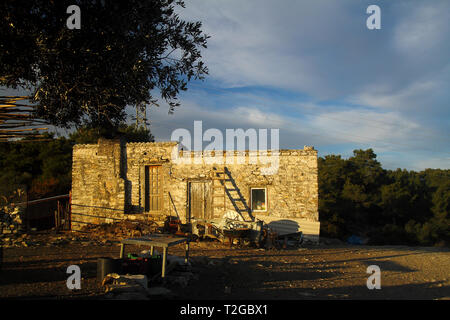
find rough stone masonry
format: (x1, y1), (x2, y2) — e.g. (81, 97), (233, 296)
(71, 138), (320, 242)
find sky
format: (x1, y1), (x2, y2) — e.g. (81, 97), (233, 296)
(137, 0), (449, 171)
(3, 0), (449, 171)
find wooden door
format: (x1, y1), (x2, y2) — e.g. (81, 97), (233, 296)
(145, 165), (163, 213)
(189, 181), (212, 220)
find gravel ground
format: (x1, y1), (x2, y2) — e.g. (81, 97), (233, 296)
(1, 233), (449, 300)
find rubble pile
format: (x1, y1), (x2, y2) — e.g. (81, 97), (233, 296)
(0, 220), (163, 248)
(1, 232), (97, 248)
(81, 220), (161, 240)
(0, 205), (24, 236)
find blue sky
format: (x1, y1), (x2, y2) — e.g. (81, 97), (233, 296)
(141, 0), (449, 171)
(2, 0), (449, 171)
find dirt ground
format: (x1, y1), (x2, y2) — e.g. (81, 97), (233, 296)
(1, 232), (449, 300)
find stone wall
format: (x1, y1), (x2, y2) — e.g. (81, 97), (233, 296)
(71, 138), (128, 230)
(71, 139), (319, 240)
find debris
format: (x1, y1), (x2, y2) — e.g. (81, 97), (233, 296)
(140, 249), (159, 258)
(123, 274), (148, 289)
(101, 273), (121, 286)
(190, 216), (264, 247)
(102, 273), (150, 300)
(80, 220), (160, 241)
(0, 205), (25, 236)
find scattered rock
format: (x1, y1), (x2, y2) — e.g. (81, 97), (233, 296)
(80, 220), (159, 241)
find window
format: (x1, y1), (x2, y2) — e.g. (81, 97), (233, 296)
(251, 188), (267, 212)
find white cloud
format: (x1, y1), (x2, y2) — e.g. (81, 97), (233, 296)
(145, 99), (287, 140)
(310, 109), (421, 147)
(392, 2), (450, 57)
(412, 157), (450, 171)
(351, 79), (439, 110)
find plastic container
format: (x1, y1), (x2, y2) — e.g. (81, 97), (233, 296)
(127, 253), (140, 260)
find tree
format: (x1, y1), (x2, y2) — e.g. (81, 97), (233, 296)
(380, 182), (412, 225)
(69, 123), (155, 144)
(116, 124), (155, 143)
(0, 133), (73, 198)
(318, 155), (348, 238)
(0, 0), (209, 129)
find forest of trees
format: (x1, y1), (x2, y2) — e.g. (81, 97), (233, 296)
(0, 132), (448, 247)
(319, 149), (449, 246)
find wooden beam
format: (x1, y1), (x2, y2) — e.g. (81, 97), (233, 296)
(0, 127), (47, 132)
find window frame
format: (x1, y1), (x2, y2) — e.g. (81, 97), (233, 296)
(250, 187), (268, 213)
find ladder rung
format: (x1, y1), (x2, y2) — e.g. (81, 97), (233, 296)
(213, 194), (225, 197)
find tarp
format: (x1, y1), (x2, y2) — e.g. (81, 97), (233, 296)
(347, 235), (364, 245)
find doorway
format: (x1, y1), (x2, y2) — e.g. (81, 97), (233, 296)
(144, 165), (163, 213)
(188, 181), (212, 220)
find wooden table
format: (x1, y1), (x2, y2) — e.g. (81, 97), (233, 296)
(119, 234), (189, 278)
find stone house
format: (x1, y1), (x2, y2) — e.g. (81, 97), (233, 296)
(71, 138), (320, 242)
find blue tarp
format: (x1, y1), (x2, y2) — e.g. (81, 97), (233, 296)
(347, 235), (364, 245)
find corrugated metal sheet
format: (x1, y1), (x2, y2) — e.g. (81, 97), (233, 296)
(255, 216), (320, 239)
(267, 219), (301, 235)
